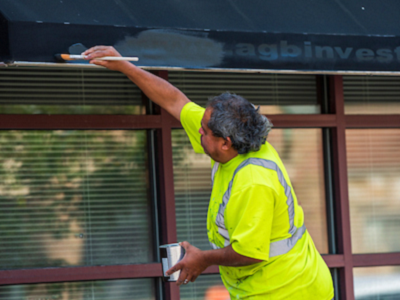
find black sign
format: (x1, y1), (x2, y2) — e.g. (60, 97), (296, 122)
(4, 22), (400, 72)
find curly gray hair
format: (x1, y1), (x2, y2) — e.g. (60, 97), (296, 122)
(206, 92), (273, 154)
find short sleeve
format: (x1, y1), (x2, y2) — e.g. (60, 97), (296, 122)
(226, 184), (275, 261)
(180, 102), (205, 154)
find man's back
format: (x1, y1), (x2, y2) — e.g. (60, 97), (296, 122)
(215, 143), (333, 299)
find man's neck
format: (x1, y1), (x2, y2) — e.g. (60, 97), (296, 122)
(218, 151), (239, 164)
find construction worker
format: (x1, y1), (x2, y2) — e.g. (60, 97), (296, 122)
(84, 46), (334, 300)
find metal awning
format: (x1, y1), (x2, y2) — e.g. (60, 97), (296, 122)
(1, 0), (400, 73)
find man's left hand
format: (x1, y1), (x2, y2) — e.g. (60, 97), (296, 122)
(165, 241), (209, 286)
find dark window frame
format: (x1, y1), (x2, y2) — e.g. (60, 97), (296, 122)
(0, 71), (399, 300)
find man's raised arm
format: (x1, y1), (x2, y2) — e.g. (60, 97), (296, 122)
(83, 46), (190, 120)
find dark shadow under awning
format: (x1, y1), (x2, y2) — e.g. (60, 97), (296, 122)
(1, 0), (400, 73)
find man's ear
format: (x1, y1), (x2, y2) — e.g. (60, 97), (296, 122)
(221, 137), (233, 150)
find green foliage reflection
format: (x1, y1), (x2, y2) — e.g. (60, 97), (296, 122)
(0, 130), (152, 269)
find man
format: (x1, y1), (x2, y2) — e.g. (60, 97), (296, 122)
(84, 46), (334, 299)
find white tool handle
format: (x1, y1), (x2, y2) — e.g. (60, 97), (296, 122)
(68, 54), (139, 61)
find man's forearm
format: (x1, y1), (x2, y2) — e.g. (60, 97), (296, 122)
(166, 242), (262, 285)
(202, 245), (262, 267)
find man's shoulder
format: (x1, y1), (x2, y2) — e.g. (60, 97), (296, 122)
(179, 102), (206, 154)
(180, 101), (205, 121)
(231, 147), (284, 191)
(233, 164), (281, 194)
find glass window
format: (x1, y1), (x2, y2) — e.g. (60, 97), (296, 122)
(180, 274), (227, 300)
(0, 130), (154, 269)
(347, 129), (400, 253)
(354, 266), (400, 300)
(267, 129), (328, 253)
(0, 67), (145, 114)
(0, 278), (156, 300)
(172, 128), (328, 254)
(169, 72), (320, 114)
(173, 130), (211, 251)
(344, 76), (400, 114)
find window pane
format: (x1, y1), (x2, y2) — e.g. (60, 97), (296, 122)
(0, 278), (156, 300)
(173, 130), (211, 251)
(0, 130), (154, 269)
(268, 129), (328, 253)
(169, 72), (320, 114)
(173, 128), (328, 254)
(347, 129), (400, 253)
(0, 67), (145, 114)
(344, 76), (400, 114)
(354, 266), (400, 299)
(180, 274), (227, 300)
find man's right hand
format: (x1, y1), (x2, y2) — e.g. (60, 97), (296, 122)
(83, 46), (130, 72)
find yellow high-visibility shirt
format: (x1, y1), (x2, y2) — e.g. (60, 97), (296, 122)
(181, 102), (334, 300)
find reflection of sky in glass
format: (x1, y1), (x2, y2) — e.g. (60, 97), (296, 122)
(173, 128), (328, 254)
(0, 130), (153, 269)
(347, 129), (400, 253)
(0, 278), (156, 300)
(354, 267), (400, 299)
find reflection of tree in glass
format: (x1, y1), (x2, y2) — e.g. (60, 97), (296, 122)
(0, 130), (154, 299)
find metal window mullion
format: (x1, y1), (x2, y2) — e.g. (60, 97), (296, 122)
(144, 93), (161, 262)
(0, 263), (162, 285)
(151, 70), (180, 300)
(323, 128), (337, 255)
(330, 75), (355, 300)
(320, 75), (337, 255)
(0, 114), (162, 130)
(319, 73), (340, 300)
(144, 88), (165, 300)
(147, 128), (163, 300)
(323, 128), (340, 300)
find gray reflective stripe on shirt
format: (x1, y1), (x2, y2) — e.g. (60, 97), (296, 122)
(269, 223), (306, 257)
(211, 223), (307, 258)
(210, 157), (303, 257)
(211, 162), (219, 185)
(210, 242), (219, 250)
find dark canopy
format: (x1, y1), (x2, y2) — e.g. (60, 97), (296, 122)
(1, 0), (400, 72)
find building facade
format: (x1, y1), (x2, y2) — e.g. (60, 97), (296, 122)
(0, 1), (400, 299)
